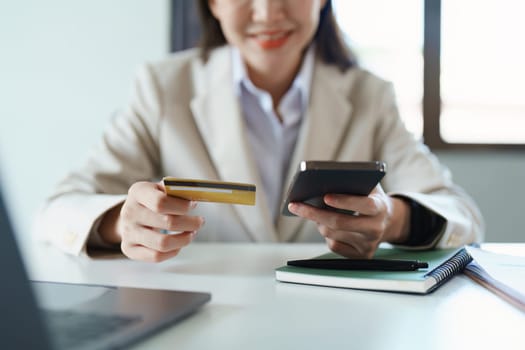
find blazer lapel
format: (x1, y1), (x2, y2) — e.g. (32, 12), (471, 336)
(277, 62), (354, 242)
(190, 48), (277, 242)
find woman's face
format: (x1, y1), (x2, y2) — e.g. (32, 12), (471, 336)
(209, 0), (325, 74)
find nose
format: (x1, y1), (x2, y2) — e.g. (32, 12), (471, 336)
(252, 0), (286, 23)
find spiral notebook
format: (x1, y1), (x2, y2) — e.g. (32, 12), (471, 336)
(275, 247), (471, 294)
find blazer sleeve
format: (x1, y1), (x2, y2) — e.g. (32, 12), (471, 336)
(34, 64), (163, 256)
(372, 82), (485, 249)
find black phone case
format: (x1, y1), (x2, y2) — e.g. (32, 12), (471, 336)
(281, 161), (386, 216)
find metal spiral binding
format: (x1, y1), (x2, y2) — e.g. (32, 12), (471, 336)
(427, 249), (473, 284)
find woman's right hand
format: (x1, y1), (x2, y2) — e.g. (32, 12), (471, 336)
(99, 181), (205, 262)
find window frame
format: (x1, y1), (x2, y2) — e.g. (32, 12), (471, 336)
(170, 0), (200, 52)
(423, 0), (524, 150)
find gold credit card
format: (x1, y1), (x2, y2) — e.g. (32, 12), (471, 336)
(163, 177), (256, 205)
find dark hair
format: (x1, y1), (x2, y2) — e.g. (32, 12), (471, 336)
(196, 0), (357, 71)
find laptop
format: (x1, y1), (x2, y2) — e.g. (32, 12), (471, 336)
(0, 188), (211, 350)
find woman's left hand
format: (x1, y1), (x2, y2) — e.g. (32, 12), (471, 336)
(287, 184), (411, 258)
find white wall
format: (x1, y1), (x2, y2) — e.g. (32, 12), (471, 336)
(1, 1), (523, 244)
(0, 0), (169, 238)
(437, 151), (525, 243)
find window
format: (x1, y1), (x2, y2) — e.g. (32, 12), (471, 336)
(440, 0), (525, 145)
(334, 0), (525, 148)
(333, 0), (424, 138)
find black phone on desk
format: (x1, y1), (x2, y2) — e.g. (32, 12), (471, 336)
(281, 161), (386, 216)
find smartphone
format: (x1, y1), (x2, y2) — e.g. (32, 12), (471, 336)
(281, 161), (386, 216)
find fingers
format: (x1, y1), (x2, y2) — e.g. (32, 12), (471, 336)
(126, 227), (196, 252)
(324, 193), (383, 216)
(317, 224), (369, 243)
(320, 226), (379, 259)
(122, 243), (186, 263)
(129, 182), (196, 215)
(324, 237), (363, 258)
(121, 228), (196, 263)
(324, 237), (376, 259)
(288, 189), (390, 259)
(118, 181), (205, 263)
(122, 202), (204, 232)
(123, 181), (205, 232)
(288, 202), (385, 235)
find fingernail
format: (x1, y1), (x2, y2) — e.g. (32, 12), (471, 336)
(200, 217), (205, 226)
(288, 203), (298, 213)
(190, 201), (198, 209)
(191, 231), (198, 238)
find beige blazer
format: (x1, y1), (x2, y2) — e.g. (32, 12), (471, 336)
(36, 47), (484, 256)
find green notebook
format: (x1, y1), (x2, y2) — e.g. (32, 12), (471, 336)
(275, 247), (472, 294)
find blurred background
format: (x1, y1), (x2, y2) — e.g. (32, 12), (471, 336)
(1, 0), (524, 243)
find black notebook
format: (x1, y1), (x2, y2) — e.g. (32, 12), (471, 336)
(275, 247), (471, 294)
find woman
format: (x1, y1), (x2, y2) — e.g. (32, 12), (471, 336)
(37, 0), (483, 261)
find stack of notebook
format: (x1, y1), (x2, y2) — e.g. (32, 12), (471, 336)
(275, 247), (471, 294)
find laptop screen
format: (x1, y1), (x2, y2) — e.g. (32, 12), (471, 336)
(0, 189), (54, 349)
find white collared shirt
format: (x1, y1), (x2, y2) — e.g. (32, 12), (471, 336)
(231, 46), (315, 223)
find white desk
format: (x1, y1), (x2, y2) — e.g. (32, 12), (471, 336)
(25, 242), (525, 350)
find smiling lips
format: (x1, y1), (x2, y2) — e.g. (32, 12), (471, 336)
(252, 30), (292, 49)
